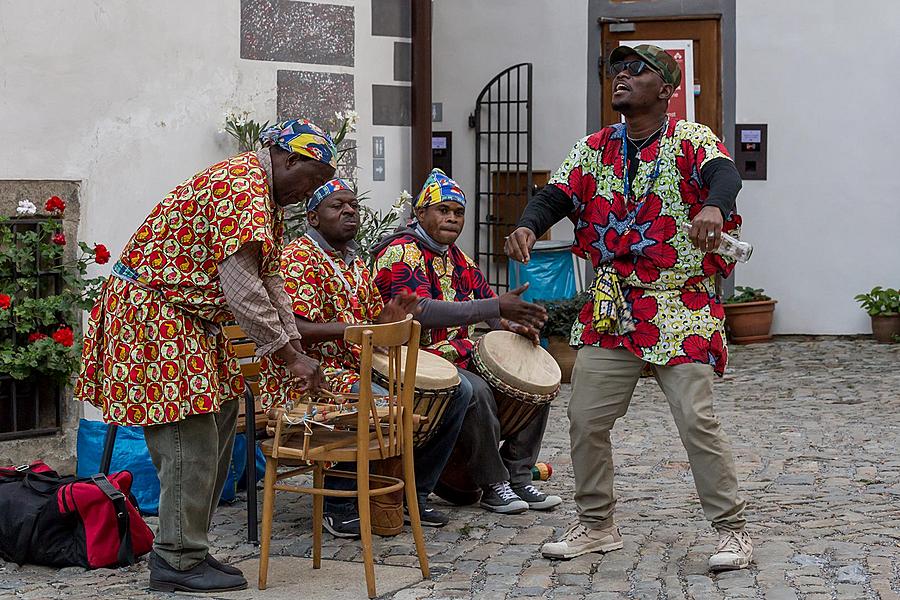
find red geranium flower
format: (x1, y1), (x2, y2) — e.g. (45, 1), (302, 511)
(52, 326), (74, 347)
(28, 332), (47, 343)
(52, 232), (66, 246)
(94, 243), (111, 264)
(0, 294), (10, 309)
(45, 195), (66, 214)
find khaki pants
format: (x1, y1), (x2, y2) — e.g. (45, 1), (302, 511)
(569, 346), (746, 532)
(144, 399), (239, 570)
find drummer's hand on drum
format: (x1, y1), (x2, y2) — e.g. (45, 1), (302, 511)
(505, 227), (537, 264)
(499, 283), (548, 330)
(500, 318), (541, 345)
(376, 292), (421, 324)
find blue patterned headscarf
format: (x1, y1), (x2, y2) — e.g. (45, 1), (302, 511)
(259, 119), (338, 169)
(415, 168), (466, 209)
(308, 178), (354, 211)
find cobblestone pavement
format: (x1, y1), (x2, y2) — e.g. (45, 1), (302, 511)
(2, 339), (898, 600)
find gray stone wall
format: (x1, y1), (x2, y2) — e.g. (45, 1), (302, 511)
(0, 180), (83, 473)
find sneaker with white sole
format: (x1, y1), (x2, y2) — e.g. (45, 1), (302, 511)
(479, 481), (529, 514)
(541, 522), (623, 560)
(708, 529), (753, 571)
(511, 484), (562, 510)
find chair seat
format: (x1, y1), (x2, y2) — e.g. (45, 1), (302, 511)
(261, 429), (402, 463)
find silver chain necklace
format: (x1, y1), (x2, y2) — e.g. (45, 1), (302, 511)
(626, 118), (666, 152)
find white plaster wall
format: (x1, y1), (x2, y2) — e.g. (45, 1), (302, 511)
(0, 0), (407, 419)
(734, 0), (900, 334)
(431, 0), (589, 255)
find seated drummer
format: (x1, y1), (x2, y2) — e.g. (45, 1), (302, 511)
(259, 178), (471, 536)
(372, 169), (562, 514)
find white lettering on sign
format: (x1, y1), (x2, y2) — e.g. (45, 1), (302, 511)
(741, 130), (762, 144)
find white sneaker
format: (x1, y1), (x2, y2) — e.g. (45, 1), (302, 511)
(708, 529), (753, 571)
(541, 522), (623, 560)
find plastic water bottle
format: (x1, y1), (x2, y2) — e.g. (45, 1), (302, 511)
(681, 223), (753, 263)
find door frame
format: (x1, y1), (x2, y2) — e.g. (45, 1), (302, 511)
(586, 0), (736, 150)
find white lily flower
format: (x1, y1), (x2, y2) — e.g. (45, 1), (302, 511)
(344, 109), (359, 130)
(16, 199), (37, 216)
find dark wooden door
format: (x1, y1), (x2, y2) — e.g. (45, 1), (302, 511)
(600, 18), (722, 136)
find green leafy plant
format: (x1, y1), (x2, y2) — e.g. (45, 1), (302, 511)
(535, 291), (591, 338)
(0, 197), (106, 382)
(223, 111), (269, 153)
(854, 286), (900, 316)
(724, 286), (771, 304)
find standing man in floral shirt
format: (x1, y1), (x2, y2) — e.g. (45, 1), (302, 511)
(76, 119), (335, 593)
(506, 45), (751, 570)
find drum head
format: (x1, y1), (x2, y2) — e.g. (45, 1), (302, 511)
(371, 348), (460, 390)
(477, 331), (561, 395)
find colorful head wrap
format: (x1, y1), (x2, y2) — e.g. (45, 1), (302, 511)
(414, 168), (466, 209)
(259, 119), (338, 169)
(308, 178), (354, 212)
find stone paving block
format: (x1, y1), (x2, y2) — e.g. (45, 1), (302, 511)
(762, 586), (799, 600)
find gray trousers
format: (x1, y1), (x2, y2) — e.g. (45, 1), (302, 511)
(569, 346), (746, 532)
(455, 369), (550, 488)
(144, 398), (239, 570)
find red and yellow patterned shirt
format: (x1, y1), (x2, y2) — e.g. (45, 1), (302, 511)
(259, 233), (383, 407)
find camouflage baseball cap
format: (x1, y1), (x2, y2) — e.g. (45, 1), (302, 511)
(609, 44), (682, 88)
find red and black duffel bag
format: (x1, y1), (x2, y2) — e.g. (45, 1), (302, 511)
(0, 460), (153, 568)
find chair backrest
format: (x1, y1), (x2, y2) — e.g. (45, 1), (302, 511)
(344, 315), (421, 459)
(222, 324), (263, 431)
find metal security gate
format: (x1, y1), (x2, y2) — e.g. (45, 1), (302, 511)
(472, 63), (533, 292)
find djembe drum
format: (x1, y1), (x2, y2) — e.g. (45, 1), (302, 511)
(371, 347), (459, 447)
(369, 348), (459, 535)
(436, 331), (561, 505)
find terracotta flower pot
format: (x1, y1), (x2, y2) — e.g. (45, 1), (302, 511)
(870, 314), (900, 343)
(723, 299), (776, 345)
(546, 336), (577, 383)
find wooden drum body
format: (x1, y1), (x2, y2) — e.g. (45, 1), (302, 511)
(436, 331), (561, 505)
(371, 348), (460, 448)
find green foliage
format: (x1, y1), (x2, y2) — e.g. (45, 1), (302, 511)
(724, 286), (771, 304)
(223, 112), (269, 153)
(0, 212), (105, 382)
(535, 291), (591, 338)
(854, 286), (900, 316)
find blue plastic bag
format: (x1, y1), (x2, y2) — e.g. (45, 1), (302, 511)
(508, 240), (576, 302)
(76, 419), (265, 514)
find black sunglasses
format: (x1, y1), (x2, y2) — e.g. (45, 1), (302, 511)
(608, 60), (659, 78)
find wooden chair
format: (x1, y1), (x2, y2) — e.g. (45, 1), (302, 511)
(222, 324), (269, 544)
(257, 315), (430, 598)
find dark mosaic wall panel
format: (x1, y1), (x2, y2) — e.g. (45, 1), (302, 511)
(371, 0), (410, 37)
(241, 0), (354, 66)
(277, 70), (355, 129)
(393, 41), (411, 81)
(372, 84), (411, 126)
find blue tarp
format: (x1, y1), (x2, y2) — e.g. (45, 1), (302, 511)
(508, 240), (576, 302)
(76, 419), (264, 515)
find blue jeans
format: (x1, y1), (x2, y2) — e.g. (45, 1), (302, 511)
(325, 377), (471, 514)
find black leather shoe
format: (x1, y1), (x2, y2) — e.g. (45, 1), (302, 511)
(149, 552), (248, 593)
(205, 554), (243, 576)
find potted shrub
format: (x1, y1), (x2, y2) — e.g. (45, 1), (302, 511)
(536, 291), (590, 383)
(723, 286), (776, 344)
(854, 286), (900, 343)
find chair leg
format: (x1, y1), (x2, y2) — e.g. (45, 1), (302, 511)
(258, 456), (277, 590)
(313, 464), (324, 569)
(402, 443), (430, 579)
(357, 465), (376, 598)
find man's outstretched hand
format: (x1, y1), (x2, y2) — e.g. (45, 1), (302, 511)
(499, 283), (547, 331)
(376, 292), (421, 324)
(505, 227), (537, 264)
